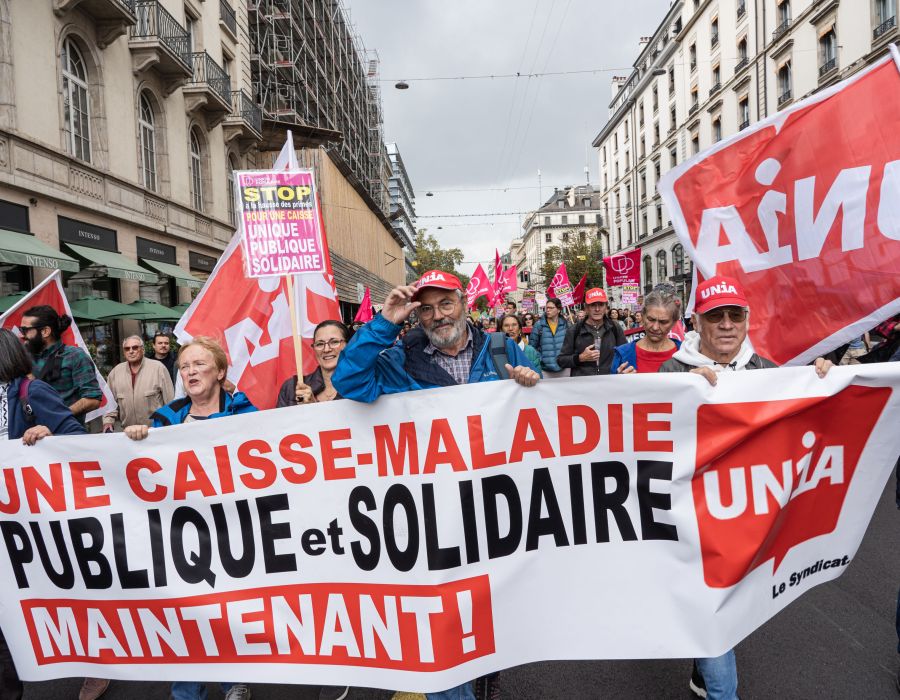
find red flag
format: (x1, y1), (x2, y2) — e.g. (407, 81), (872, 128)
(572, 274), (587, 304)
(489, 265), (517, 307)
(658, 53), (900, 365)
(175, 134), (341, 410)
(353, 287), (374, 323)
(0, 271), (115, 422)
(494, 249), (502, 286)
(465, 264), (493, 308)
(603, 249), (641, 287)
(549, 263), (574, 306)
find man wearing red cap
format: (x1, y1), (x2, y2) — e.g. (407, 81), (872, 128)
(660, 275), (832, 700)
(557, 287), (626, 376)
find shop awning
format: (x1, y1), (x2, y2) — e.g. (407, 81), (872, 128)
(0, 291), (28, 313)
(68, 296), (136, 322)
(103, 299), (182, 322)
(139, 259), (204, 289)
(63, 243), (158, 283)
(0, 229), (79, 272)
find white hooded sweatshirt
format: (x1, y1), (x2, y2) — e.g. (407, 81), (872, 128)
(671, 330), (756, 372)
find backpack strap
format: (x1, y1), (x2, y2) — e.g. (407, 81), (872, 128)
(18, 378), (35, 426)
(489, 332), (510, 380)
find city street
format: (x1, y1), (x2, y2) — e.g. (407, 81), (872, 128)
(22, 479), (900, 699)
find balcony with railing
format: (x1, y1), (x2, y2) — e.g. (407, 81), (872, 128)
(223, 90), (263, 145)
(819, 57), (837, 78)
(777, 89), (792, 107)
(184, 51), (233, 124)
(737, 2), (746, 19)
(740, 118), (750, 130)
(735, 56), (750, 73)
(772, 18), (792, 42)
(874, 15), (897, 40)
(689, 102), (699, 116)
(711, 32), (719, 48)
(129, 1), (192, 91)
(56, 0), (136, 48)
(710, 81), (721, 94)
(219, 0), (237, 40)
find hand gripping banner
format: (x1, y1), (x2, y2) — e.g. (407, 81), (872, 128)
(0, 365), (898, 691)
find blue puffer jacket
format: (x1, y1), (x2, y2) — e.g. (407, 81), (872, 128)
(6, 377), (85, 439)
(530, 316), (569, 372)
(151, 389), (256, 426)
(333, 313), (538, 403)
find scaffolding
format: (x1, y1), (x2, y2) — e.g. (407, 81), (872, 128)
(248, 0), (390, 215)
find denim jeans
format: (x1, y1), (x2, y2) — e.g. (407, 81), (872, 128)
(425, 681), (475, 700)
(696, 649), (738, 700)
(171, 682), (236, 700)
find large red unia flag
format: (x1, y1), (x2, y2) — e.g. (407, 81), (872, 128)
(0, 271), (116, 422)
(658, 50), (900, 365)
(175, 133), (341, 409)
(465, 264), (493, 308)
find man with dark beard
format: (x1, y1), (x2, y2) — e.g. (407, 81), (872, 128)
(19, 305), (101, 425)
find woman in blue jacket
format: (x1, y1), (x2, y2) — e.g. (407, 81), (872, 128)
(530, 298), (570, 377)
(0, 328), (84, 700)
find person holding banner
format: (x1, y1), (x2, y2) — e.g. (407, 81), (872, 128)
(658, 275), (832, 700)
(123, 336), (254, 700)
(556, 289), (625, 377)
(0, 327), (85, 700)
(276, 320), (349, 406)
(529, 298), (570, 378)
(613, 290), (681, 374)
(19, 306), (101, 424)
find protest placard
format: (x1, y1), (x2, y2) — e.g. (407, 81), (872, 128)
(1, 366), (898, 691)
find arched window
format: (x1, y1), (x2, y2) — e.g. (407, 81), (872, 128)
(226, 153), (238, 225)
(61, 38), (90, 162)
(643, 254), (653, 292)
(656, 249), (668, 281)
(138, 92), (157, 191)
(190, 128), (203, 211)
(672, 243), (684, 276)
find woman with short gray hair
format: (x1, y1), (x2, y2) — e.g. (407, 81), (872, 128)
(612, 290), (681, 373)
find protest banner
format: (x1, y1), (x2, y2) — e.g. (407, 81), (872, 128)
(549, 263), (574, 306)
(658, 49), (900, 366)
(465, 264), (493, 308)
(1, 365), (898, 691)
(0, 271), (115, 422)
(603, 249), (641, 287)
(621, 283), (640, 307)
(521, 289), (536, 311)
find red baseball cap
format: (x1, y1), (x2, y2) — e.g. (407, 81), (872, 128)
(585, 288), (608, 304)
(694, 275), (749, 314)
(412, 269), (463, 300)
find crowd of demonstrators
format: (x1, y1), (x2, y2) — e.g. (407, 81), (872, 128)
(500, 313), (542, 372)
(530, 298), (570, 378)
(102, 335), (174, 433)
(614, 290), (681, 374)
(557, 288), (627, 376)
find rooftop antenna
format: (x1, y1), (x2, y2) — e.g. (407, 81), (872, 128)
(584, 165), (590, 185)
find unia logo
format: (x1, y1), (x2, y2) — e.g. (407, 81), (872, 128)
(418, 271), (447, 287)
(699, 282), (738, 299)
(692, 385), (890, 588)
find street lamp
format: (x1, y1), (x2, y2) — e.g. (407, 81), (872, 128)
(395, 80), (410, 89)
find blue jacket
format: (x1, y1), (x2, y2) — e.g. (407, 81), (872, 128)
(611, 339), (681, 373)
(530, 316), (569, 372)
(151, 389), (256, 426)
(6, 377), (85, 440)
(333, 313), (538, 403)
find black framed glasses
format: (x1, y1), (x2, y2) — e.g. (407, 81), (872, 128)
(312, 338), (345, 351)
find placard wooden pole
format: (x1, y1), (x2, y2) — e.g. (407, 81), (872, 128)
(285, 274), (304, 381)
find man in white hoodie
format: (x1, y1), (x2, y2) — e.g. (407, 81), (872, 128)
(659, 274), (832, 699)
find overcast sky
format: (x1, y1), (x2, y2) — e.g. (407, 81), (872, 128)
(347, 0), (671, 276)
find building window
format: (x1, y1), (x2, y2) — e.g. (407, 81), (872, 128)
(691, 86), (699, 107)
(670, 104), (677, 131)
(138, 92), (157, 191)
(639, 102), (645, 125)
(544, 216), (550, 225)
(653, 122), (660, 145)
(61, 38), (91, 162)
(652, 86), (659, 112)
(627, 220), (633, 246)
(656, 249), (668, 280)
(672, 243), (684, 276)
(778, 62), (793, 104)
(655, 203), (663, 229)
(545, 232), (552, 243)
(578, 214), (585, 224)
(876, 0), (897, 28)
(819, 28), (837, 74)
(639, 170), (646, 199)
(643, 254), (653, 291)
(189, 128), (204, 211)
(582, 197), (591, 207)
(711, 18), (719, 47)
(712, 63), (721, 89)
(669, 145), (677, 167)
(777, 0), (791, 29)
(602, 148), (607, 163)
(641, 212), (648, 238)
(653, 159), (661, 181)
(624, 119), (630, 140)
(227, 154), (239, 225)
(739, 96), (750, 129)
(712, 117), (722, 142)
(596, 213), (602, 224)
(691, 133), (700, 155)
(561, 215), (568, 224)
(579, 230), (587, 241)
(689, 43), (697, 71)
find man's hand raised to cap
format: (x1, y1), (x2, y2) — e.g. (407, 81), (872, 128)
(382, 284), (421, 325)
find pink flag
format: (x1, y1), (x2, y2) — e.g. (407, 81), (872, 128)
(550, 263), (574, 306)
(572, 274), (587, 305)
(489, 265), (517, 307)
(353, 287), (374, 323)
(494, 249), (502, 286)
(465, 264), (493, 308)
(175, 133), (341, 410)
(0, 271), (116, 422)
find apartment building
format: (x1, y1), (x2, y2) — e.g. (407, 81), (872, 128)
(386, 142), (417, 283)
(593, 0), (897, 308)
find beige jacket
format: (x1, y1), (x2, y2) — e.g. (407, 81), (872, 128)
(103, 358), (174, 429)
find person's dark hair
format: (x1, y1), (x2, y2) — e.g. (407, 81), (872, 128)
(499, 313), (523, 339)
(0, 328), (33, 382)
(153, 332), (170, 343)
(314, 319), (350, 342)
(22, 305), (71, 341)
(544, 298), (562, 313)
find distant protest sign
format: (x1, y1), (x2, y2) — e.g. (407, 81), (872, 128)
(237, 169), (326, 278)
(1, 366), (898, 691)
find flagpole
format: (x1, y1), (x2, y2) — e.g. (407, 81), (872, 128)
(286, 274), (304, 382)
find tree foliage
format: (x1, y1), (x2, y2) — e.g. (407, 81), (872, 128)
(413, 229), (469, 287)
(539, 235), (605, 291)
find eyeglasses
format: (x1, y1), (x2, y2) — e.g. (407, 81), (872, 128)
(18, 325), (40, 335)
(417, 298), (458, 319)
(312, 338), (345, 351)
(702, 307), (748, 323)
